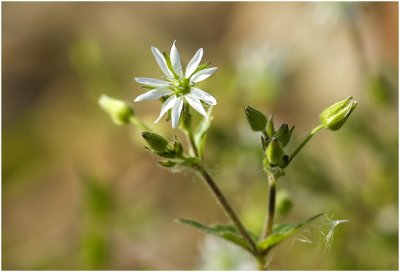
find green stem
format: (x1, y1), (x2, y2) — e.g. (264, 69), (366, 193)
(262, 173), (277, 239)
(187, 130), (199, 158)
(287, 124), (324, 165)
(195, 164), (257, 254)
(129, 116), (152, 131)
(256, 255), (268, 270)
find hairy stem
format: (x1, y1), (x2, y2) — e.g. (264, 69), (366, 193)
(195, 164), (257, 253)
(288, 124), (324, 164)
(263, 173), (277, 239)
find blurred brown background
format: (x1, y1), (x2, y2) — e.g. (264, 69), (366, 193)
(2, 2), (398, 270)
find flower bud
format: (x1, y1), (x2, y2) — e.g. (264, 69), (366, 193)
(276, 191), (293, 217)
(141, 132), (168, 152)
(245, 106), (267, 132)
(98, 94), (134, 125)
(265, 137), (285, 167)
(275, 124), (294, 147)
(320, 96), (358, 131)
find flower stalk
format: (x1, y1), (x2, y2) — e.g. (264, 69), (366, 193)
(194, 163), (257, 253)
(287, 124), (324, 165)
(263, 172), (277, 239)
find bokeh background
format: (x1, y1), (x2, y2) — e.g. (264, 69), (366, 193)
(2, 2), (398, 270)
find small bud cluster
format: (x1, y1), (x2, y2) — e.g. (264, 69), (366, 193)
(141, 132), (185, 167)
(245, 106), (294, 174)
(245, 96), (357, 176)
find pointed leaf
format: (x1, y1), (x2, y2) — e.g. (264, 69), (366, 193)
(257, 213), (323, 252)
(177, 218), (256, 253)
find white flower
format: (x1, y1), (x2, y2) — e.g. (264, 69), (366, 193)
(134, 41), (217, 129)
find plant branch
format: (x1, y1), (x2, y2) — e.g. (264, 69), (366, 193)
(187, 130), (199, 158)
(195, 164), (257, 253)
(129, 116), (152, 131)
(262, 172), (277, 239)
(287, 124), (324, 165)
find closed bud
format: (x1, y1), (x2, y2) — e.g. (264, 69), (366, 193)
(276, 191), (293, 217)
(245, 106), (267, 132)
(266, 115), (275, 137)
(320, 97), (358, 131)
(265, 137), (285, 167)
(98, 94), (134, 125)
(141, 132), (168, 152)
(275, 124), (294, 147)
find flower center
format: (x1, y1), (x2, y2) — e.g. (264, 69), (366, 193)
(173, 78), (191, 96)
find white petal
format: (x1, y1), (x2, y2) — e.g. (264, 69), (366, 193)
(190, 87), (217, 105)
(170, 41), (183, 77)
(185, 93), (207, 118)
(190, 67), (218, 83)
(155, 95), (177, 123)
(134, 88), (173, 102)
(171, 97), (184, 129)
(185, 48), (203, 78)
(135, 77), (171, 87)
(151, 46), (174, 79)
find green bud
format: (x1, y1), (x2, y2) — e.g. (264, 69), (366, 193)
(320, 96), (358, 131)
(275, 124), (294, 147)
(276, 191), (293, 217)
(98, 94), (134, 125)
(266, 115), (275, 137)
(245, 106), (267, 131)
(141, 132), (168, 152)
(265, 137), (285, 167)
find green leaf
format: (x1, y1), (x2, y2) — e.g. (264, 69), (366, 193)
(177, 218), (256, 253)
(194, 106), (213, 159)
(257, 213), (323, 252)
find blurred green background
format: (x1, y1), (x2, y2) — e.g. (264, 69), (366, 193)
(2, 2), (398, 270)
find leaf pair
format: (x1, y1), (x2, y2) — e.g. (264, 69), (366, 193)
(257, 213), (323, 253)
(178, 213), (323, 257)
